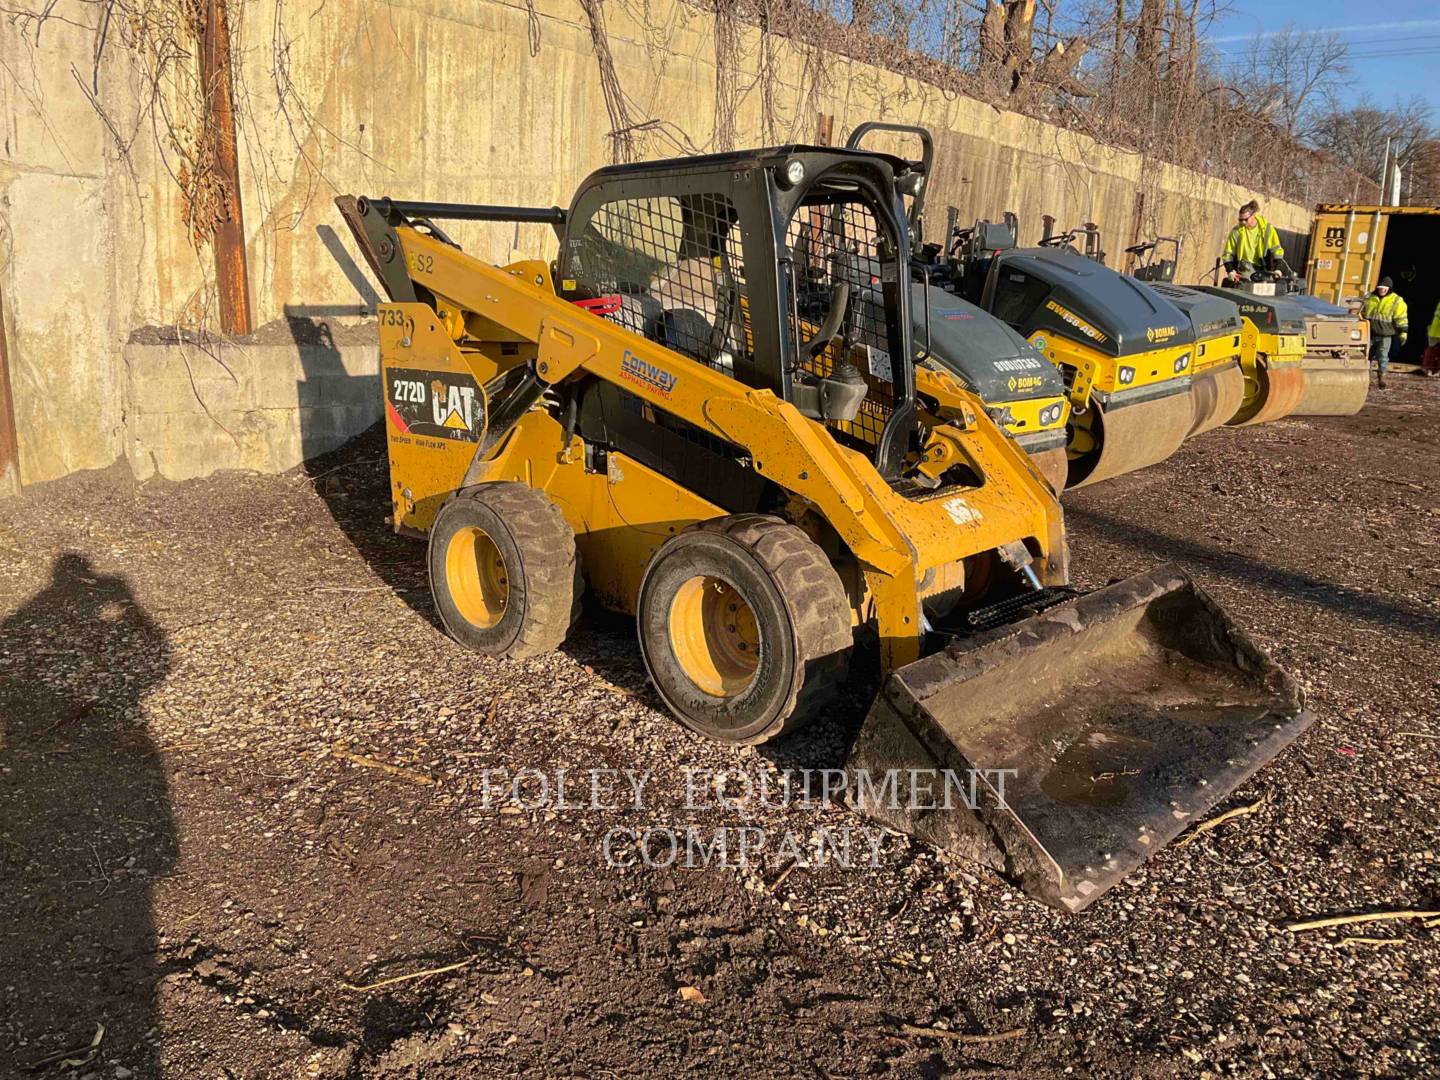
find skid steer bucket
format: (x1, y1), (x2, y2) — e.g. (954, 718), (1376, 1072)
(847, 567), (1310, 912)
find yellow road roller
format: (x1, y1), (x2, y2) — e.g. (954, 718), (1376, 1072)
(1128, 238), (1247, 436)
(945, 218), (1198, 488)
(336, 141), (1309, 911)
(1286, 289), (1371, 416)
(1194, 279), (1308, 426)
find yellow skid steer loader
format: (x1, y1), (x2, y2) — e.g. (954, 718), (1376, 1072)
(337, 142), (1309, 911)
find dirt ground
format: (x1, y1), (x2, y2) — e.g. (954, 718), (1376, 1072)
(2, 374), (1438, 1080)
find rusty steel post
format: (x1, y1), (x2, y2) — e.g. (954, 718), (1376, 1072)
(201, 0), (253, 336)
(0, 285), (21, 495)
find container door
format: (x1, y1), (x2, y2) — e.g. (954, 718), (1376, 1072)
(1307, 209), (1390, 305)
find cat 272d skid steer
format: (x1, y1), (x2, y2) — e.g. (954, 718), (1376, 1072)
(337, 141), (1309, 912)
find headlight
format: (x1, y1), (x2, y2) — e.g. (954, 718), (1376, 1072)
(1118, 366), (1136, 385)
(1350, 329), (1362, 341)
(1039, 403), (1064, 425)
(780, 159), (806, 188)
(1173, 352), (1191, 373)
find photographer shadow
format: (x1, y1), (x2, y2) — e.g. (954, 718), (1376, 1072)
(0, 553), (175, 1075)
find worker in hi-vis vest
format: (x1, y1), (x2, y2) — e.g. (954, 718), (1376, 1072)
(1223, 199), (1284, 282)
(1423, 300), (1440, 377)
(1362, 277), (1409, 390)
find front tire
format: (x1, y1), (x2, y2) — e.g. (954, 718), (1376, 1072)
(637, 515), (852, 744)
(427, 483), (581, 659)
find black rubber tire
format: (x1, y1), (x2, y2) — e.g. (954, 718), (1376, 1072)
(636, 514), (852, 744)
(427, 483), (582, 659)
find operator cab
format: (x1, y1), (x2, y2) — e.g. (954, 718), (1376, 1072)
(556, 146), (924, 481)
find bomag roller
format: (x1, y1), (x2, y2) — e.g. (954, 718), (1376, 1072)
(839, 124), (1071, 492)
(909, 287), (1071, 491)
(1128, 238), (1249, 437)
(1193, 275), (1308, 426)
(1141, 239), (1341, 426)
(336, 139), (1309, 912)
(1268, 273), (1370, 416)
(940, 215), (1198, 488)
(1287, 291), (1370, 415)
(1199, 251), (1367, 417)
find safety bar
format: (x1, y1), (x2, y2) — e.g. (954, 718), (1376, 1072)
(845, 122), (934, 252)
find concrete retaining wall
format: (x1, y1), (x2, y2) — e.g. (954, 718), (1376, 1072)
(122, 327), (379, 481)
(0, 0), (1315, 486)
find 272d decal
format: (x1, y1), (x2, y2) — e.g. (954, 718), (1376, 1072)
(386, 368), (485, 443)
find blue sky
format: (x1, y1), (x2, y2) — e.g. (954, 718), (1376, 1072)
(1205, 1), (1440, 108)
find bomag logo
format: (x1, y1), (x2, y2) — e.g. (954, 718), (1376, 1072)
(1146, 325), (1178, 344)
(1044, 299), (1107, 343)
(1007, 375), (1044, 392)
(620, 350), (678, 397)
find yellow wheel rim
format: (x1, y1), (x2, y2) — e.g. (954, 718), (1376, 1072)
(446, 525), (509, 629)
(1067, 406), (1099, 459)
(668, 575), (760, 698)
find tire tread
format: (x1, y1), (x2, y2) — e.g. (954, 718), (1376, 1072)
(691, 514), (852, 742)
(446, 483), (581, 658)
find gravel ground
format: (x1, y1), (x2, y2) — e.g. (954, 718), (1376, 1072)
(1, 375), (1438, 1079)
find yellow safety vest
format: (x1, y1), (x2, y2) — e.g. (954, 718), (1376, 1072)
(1362, 291), (1409, 337)
(1224, 216), (1284, 266)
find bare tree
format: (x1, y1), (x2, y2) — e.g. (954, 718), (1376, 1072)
(1308, 95), (1437, 195)
(735, 0), (1377, 203)
(1234, 27), (1349, 140)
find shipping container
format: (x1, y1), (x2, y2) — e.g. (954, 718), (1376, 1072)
(1305, 205), (1440, 368)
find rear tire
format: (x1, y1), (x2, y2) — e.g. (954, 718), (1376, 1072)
(428, 483), (581, 659)
(637, 515), (852, 744)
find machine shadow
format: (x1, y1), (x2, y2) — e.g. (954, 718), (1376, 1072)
(287, 228), (443, 630)
(299, 420), (439, 629)
(0, 553), (175, 1075)
(1067, 505), (1440, 640)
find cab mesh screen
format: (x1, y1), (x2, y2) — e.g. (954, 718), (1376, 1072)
(787, 197), (897, 448)
(570, 193), (749, 375)
(569, 187), (900, 456)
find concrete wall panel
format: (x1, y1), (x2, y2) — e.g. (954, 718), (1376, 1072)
(0, 0), (1315, 485)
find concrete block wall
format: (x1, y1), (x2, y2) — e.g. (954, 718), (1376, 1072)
(0, 0), (1316, 485)
(122, 331), (379, 481)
